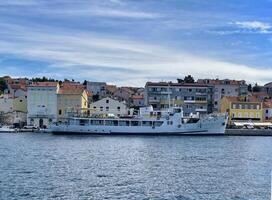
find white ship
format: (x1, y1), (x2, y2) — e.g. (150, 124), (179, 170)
(50, 106), (228, 135)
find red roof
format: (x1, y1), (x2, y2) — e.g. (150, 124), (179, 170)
(145, 82), (208, 87)
(263, 101), (272, 108)
(58, 84), (86, 95)
(132, 95), (144, 99)
(224, 96), (260, 103)
(29, 82), (58, 87)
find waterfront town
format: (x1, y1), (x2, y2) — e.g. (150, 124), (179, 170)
(0, 75), (272, 129)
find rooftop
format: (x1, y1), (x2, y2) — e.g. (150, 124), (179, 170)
(29, 82), (59, 87)
(197, 79), (246, 85)
(224, 96), (260, 103)
(58, 84), (86, 95)
(145, 82), (208, 87)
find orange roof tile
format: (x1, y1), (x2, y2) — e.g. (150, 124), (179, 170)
(29, 82), (58, 87)
(132, 95), (144, 99)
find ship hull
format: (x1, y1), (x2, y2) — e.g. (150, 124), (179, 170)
(50, 116), (227, 135)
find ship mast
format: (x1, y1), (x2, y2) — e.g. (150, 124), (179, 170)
(168, 82), (171, 112)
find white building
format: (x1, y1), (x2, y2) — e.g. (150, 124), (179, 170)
(89, 97), (129, 116)
(27, 82), (59, 128)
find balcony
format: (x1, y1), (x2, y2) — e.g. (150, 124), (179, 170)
(195, 108), (207, 112)
(28, 114), (56, 118)
(149, 99), (160, 103)
(184, 100), (195, 103)
(196, 92), (207, 96)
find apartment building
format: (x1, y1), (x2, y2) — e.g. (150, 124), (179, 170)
(144, 82), (213, 116)
(220, 96), (262, 124)
(197, 79), (248, 112)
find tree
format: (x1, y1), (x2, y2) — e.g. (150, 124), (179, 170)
(252, 83), (261, 92)
(83, 80), (87, 85)
(184, 75), (195, 83)
(177, 78), (184, 83)
(0, 78), (7, 93)
(248, 84), (252, 92)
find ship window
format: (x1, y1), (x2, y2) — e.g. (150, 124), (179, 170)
(167, 121), (173, 125)
(119, 121), (128, 126)
(91, 120), (104, 125)
(142, 121), (152, 126)
(79, 119), (88, 126)
(131, 121), (140, 126)
(155, 121), (163, 127)
(105, 120), (118, 126)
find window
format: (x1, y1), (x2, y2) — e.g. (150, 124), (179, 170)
(266, 110), (269, 114)
(100, 107), (103, 111)
(106, 99), (109, 103)
(233, 104), (236, 109)
(117, 106), (121, 111)
(59, 109), (62, 115)
(239, 104), (242, 109)
(257, 105), (260, 110)
(106, 107), (109, 111)
(244, 112), (248, 118)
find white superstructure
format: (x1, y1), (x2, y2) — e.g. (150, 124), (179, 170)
(51, 106), (228, 135)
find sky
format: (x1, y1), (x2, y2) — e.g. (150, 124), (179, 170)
(0, 0), (272, 86)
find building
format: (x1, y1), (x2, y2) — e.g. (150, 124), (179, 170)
(57, 84), (88, 120)
(220, 96), (263, 124)
(113, 87), (135, 104)
(131, 95), (145, 107)
(144, 82), (213, 116)
(0, 94), (13, 114)
(89, 97), (129, 116)
(27, 82), (59, 128)
(262, 82), (272, 96)
(197, 79), (248, 112)
(13, 96), (27, 113)
(263, 101), (272, 122)
(86, 81), (106, 97)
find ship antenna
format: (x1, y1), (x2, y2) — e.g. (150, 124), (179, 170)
(168, 82), (171, 112)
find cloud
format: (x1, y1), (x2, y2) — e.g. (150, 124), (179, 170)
(234, 21), (272, 33)
(0, 23), (271, 86)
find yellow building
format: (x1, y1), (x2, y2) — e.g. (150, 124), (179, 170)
(57, 84), (88, 120)
(220, 96), (263, 124)
(13, 96), (27, 113)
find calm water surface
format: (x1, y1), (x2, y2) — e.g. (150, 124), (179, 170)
(0, 133), (272, 200)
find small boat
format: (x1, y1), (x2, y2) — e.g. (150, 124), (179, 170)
(0, 125), (16, 133)
(50, 106), (228, 135)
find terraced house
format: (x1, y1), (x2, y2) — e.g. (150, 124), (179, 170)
(144, 82), (213, 116)
(57, 83), (88, 121)
(220, 96), (263, 124)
